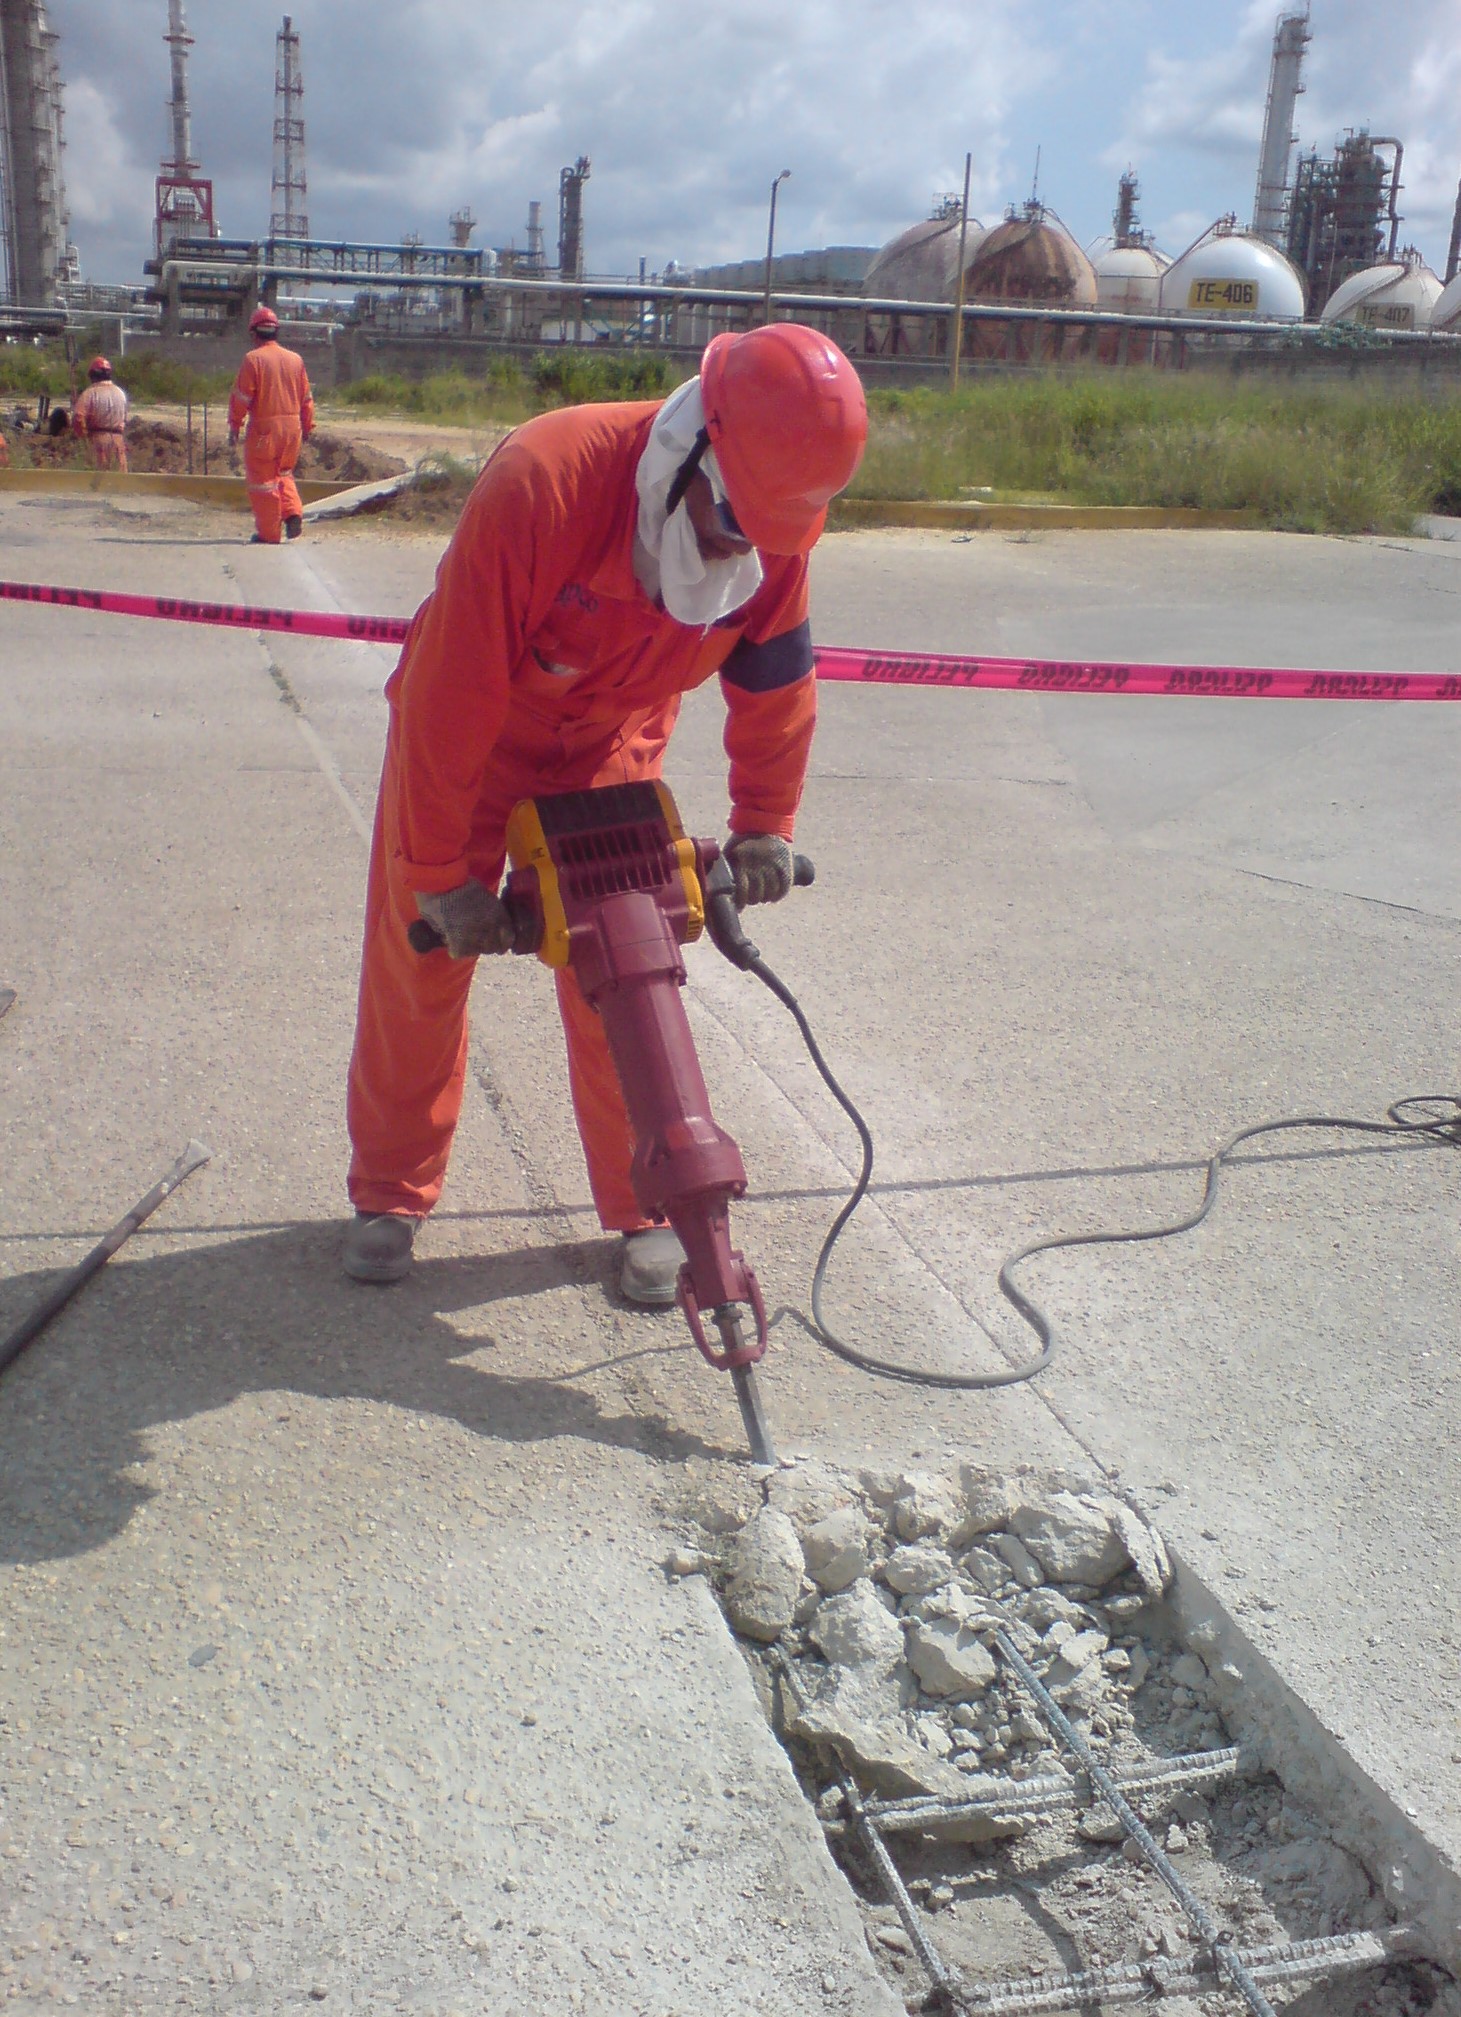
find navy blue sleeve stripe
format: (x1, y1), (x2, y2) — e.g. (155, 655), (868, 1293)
(720, 619), (814, 693)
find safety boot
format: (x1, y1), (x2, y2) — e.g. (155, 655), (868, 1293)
(618, 1226), (686, 1307)
(342, 1212), (423, 1284)
(284, 514), (303, 540)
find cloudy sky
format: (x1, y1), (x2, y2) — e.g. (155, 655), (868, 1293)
(56, 0), (1461, 286)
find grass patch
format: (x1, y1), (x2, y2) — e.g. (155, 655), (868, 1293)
(853, 374), (1461, 534)
(333, 351), (681, 427)
(0, 344), (233, 405)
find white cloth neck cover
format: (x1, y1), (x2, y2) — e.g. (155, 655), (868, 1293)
(634, 378), (763, 627)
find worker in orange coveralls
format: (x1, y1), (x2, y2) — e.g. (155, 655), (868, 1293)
(228, 304), (314, 544)
(343, 324), (867, 1303)
(70, 358), (129, 470)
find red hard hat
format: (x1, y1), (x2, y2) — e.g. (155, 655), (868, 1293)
(88, 356), (111, 377)
(249, 305), (280, 333)
(699, 324), (867, 555)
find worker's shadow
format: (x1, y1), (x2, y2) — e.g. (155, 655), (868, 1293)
(0, 1222), (722, 1569)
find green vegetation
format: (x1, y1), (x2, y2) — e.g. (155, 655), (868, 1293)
(852, 374), (1461, 534)
(333, 351), (679, 427)
(6, 336), (1460, 533)
(0, 344), (232, 404)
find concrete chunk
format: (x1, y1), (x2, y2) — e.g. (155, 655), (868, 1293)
(906, 1616), (998, 1699)
(1011, 1491), (1132, 1587)
(802, 1505), (869, 1593)
(725, 1508), (803, 1643)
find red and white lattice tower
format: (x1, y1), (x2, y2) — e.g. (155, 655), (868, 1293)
(270, 15), (307, 243)
(154, 0), (217, 258)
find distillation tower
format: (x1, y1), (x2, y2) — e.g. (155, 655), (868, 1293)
(155, 0), (217, 257)
(0, 0), (70, 302)
(1252, 9), (1309, 249)
(270, 15), (307, 241)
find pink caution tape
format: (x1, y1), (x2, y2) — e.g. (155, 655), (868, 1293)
(0, 578), (412, 646)
(1, 578), (1456, 701)
(811, 644), (1461, 704)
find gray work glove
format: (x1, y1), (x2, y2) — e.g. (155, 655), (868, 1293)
(724, 833), (795, 908)
(415, 878), (515, 958)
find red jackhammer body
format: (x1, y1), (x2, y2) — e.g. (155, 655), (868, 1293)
(409, 780), (803, 1461)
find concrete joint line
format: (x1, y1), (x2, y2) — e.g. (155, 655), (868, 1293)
(249, 633), (371, 848)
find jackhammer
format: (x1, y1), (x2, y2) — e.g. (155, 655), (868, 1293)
(408, 779), (810, 1466)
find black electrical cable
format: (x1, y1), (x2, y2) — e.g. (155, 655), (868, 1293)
(747, 940), (1461, 1390)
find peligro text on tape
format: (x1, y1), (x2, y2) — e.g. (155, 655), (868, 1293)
(811, 645), (1460, 704)
(0, 578), (412, 646)
(2, 578), (1455, 701)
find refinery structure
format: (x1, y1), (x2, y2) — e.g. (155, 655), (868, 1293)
(4, 3), (1461, 371)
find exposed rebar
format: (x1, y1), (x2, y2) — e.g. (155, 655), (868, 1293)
(857, 1744), (1255, 1832)
(992, 1628), (1278, 2017)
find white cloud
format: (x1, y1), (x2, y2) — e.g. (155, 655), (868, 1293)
(43, 0), (1461, 287)
(62, 77), (153, 235)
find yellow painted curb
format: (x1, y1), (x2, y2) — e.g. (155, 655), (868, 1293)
(833, 498), (1260, 533)
(0, 470), (351, 509)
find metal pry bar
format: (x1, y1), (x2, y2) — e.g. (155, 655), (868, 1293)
(0, 1140), (211, 1380)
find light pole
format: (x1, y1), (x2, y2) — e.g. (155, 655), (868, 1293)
(762, 169), (790, 326)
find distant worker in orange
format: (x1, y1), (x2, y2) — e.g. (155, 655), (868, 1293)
(71, 358), (129, 471)
(228, 305), (314, 544)
(342, 324), (868, 1300)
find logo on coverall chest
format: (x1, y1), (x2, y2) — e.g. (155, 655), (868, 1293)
(533, 582), (602, 679)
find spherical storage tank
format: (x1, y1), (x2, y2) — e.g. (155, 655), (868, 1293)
(965, 204), (1097, 306)
(1090, 244), (1169, 314)
(1321, 257), (1442, 330)
(865, 211), (988, 302)
(1159, 219), (1305, 321)
(1430, 269), (1461, 332)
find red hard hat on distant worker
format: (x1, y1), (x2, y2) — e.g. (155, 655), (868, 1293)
(249, 305), (280, 333)
(88, 356), (111, 378)
(699, 324), (867, 555)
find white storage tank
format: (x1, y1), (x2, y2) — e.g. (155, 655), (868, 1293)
(1090, 243), (1169, 313)
(1430, 269), (1461, 332)
(1159, 217), (1306, 321)
(1320, 255), (1443, 330)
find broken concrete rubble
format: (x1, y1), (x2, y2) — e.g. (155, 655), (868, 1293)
(883, 1543), (956, 1596)
(687, 1457), (1445, 2015)
(725, 1506), (803, 1643)
(905, 1615), (998, 1698)
(1010, 1489), (1133, 1586)
(802, 1505), (870, 1593)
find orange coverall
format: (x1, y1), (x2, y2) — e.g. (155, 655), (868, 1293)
(71, 381), (129, 470)
(347, 399), (818, 1230)
(227, 340), (314, 542)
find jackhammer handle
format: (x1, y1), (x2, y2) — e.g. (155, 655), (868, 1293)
(705, 852), (815, 970)
(406, 892), (538, 958)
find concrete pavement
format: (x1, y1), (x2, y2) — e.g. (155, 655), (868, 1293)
(0, 491), (901, 2014)
(2, 497), (1460, 2000)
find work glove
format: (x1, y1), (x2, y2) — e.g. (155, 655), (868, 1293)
(724, 833), (795, 909)
(414, 879), (515, 958)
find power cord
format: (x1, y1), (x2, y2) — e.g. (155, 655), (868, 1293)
(747, 943), (1461, 1390)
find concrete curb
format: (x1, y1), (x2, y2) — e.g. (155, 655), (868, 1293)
(1166, 1550), (1460, 1976)
(0, 469), (351, 509)
(302, 473), (413, 522)
(832, 498), (1261, 533)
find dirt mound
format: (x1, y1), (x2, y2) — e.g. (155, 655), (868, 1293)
(0, 415), (403, 484)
